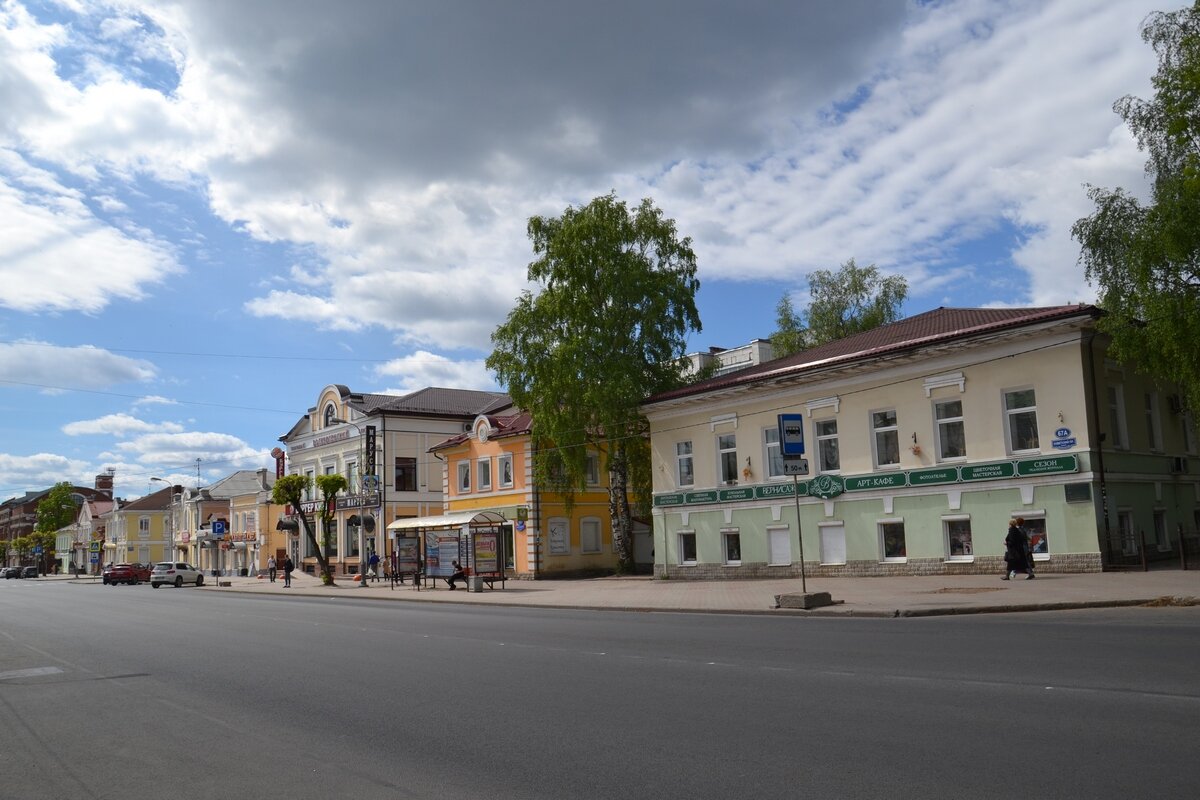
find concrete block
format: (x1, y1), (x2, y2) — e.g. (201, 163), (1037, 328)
(775, 591), (834, 610)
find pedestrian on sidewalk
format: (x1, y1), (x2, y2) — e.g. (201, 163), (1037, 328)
(267, 555), (277, 583)
(283, 556), (293, 588)
(1002, 519), (1033, 580)
(368, 550), (380, 583)
(1016, 517), (1035, 579)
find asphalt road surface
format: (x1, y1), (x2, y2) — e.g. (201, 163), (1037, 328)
(1, 579), (1197, 799)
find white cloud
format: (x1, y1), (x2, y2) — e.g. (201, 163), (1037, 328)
(0, 340), (155, 389)
(0, 452), (92, 496)
(62, 413), (183, 437)
(133, 395), (178, 406)
(115, 430), (268, 469)
(374, 351), (497, 393)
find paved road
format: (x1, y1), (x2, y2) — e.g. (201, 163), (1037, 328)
(1, 580), (1198, 799)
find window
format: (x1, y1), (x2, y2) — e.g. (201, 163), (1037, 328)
(326, 519), (338, 556)
(676, 441), (694, 487)
(394, 457), (417, 492)
(871, 409), (900, 467)
(1153, 509), (1167, 551)
(346, 522), (359, 557)
(1145, 392), (1163, 450)
(678, 531), (697, 565)
(581, 518), (601, 553)
(323, 404), (335, 428)
(815, 419), (839, 473)
(477, 459), (492, 491)
(1024, 517), (1049, 560)
(457, 462), (471, 493)
(880, 521), (906, 561)
(304, 469), (315, 500)
(1107, 385), (1128, 448)
(764, 427), (785, 479)
(934, 399), (966, 460)
(498, 454), (514, 487)
(717, 433), (738, 484)
(347, 461), (360, 494)
(138, 516), (150, 536)
(1183, 413), (1197, 455)
(722, 530), (742, 565)
(1117, 510), (1136, 556)
(585, 453), (600, 486)
(945, 518), (972, 560)
(1004, 389), (1040, 452)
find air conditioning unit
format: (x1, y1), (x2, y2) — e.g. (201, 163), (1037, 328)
(1169, 456), (1189, 474)
(1168, 394), (1184, 414)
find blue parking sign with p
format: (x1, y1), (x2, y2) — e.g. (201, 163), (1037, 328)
(778, 413), (805, 455)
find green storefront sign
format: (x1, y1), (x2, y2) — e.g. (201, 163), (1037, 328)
(719, 487), (755, 502)
(755, 483), (803, 499)
(1016, 455), (1078, 476)
(908, 466), (959, 486)
(844, 472), (907, 492)
(685, 490), (719, 504)
(961, 462), (1016, 481)
(808, 474), (845, 499)
(653, 493), (685, 507)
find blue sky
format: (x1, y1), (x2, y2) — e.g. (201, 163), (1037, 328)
(0, 0), (1164, 500)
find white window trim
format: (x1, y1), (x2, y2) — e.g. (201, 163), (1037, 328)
(933, 397), (967, 462)
(716, 432), (739, 485)
(1003, 386), (1041, 455)
(677, 529), (697, 566)
(477, 458), (492, 491)
(942, 514), (973, 562)
(1108, 384), (1129, 450)
(457, 461), (471, 493)
(878, 517), (906, 563)
(580, 516), (602, 554)
(675, 441), (695, 488)
(814, 417), (840, 474)
(924, 371), (965, 396)
(720, 527), (741, 566)
(497, 454), (514, 488)
(766, 524), (791, 566)
(763, 426), (785, 481)
(870, 408), (900, 469)
(710, 413), (738, 431)
(806, 396), (840, 414)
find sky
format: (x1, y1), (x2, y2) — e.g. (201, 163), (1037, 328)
(0, 0), (1168, 501)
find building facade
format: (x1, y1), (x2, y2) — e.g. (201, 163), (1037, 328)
(427, 411), (634, 578)
(278, 384), (510, 577)
(642, 305), (1199, 579)
(106, 484), (179, 566)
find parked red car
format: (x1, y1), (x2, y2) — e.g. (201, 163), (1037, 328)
(103, 562), (152, 585)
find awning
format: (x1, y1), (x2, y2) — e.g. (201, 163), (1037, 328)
(386, 511), (506, 532)
(276, 518), (299, 532)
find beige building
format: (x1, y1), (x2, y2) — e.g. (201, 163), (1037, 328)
(642, 305), (1198, 578)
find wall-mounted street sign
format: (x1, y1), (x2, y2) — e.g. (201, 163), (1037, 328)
(778, 413), (805, 456)
(782, 457), (810, 476)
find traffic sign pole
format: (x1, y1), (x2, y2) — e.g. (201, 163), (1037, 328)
(793, 475), (806, 594)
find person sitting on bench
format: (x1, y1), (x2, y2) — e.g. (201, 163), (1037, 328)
(446, 560), (466, 590)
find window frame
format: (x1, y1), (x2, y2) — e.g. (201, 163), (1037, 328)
(1145, 392), (1163, 451)
(394, 456), (417, 492)
(933, 398), (967, 461)
(814, 417), (840, 474)
(477, 458), (492, 492)
(1003, 387), (1040, 454)
(763, 426), (785, 480)
(1107, 384), (1129, 449)
(716, 433), (738, 485)
(871, 408), (900, 468)
(878, 519), (907, 562)
(943, 515), (973, 561)
(585, 453), (601, 486)
(580, 517), (602, 554)
(675, 441), (694, 488)
(678, 531), (697, 566)
(721, 528), (742, 566)
(547, 517), (570, 555)
(456, 461), (471, 493)
(497, 454), (514, 488)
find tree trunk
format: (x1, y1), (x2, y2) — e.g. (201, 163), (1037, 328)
(608, 442), (634, 572)
(298, 510), (334, 585)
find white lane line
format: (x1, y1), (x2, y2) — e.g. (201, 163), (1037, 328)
(0, 667), (65, 681)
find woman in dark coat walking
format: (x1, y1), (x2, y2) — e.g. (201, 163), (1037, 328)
(1003, 519), (1033, 580)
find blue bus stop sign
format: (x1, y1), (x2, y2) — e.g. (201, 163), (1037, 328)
(778, 413), (805, 455)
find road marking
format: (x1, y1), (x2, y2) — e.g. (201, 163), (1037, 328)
(0, 666), (64, 681)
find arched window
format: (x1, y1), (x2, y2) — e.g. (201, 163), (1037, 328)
(323, 404), (336, 428)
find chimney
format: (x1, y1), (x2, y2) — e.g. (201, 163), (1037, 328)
(95, 473), (114, 498)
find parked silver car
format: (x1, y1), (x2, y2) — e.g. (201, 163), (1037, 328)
(150, 561), (204, 588)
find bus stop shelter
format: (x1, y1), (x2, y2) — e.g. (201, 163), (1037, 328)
(386, 511), (507, 590)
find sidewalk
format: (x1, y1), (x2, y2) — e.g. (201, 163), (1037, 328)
(160, 568), (1200, 617)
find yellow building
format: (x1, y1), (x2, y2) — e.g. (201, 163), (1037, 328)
(428, 411), (630, 578)
(108, 484), (178, 565)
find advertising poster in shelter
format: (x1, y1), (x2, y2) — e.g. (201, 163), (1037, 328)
(395, 535), (419, 572)
(474, 530), (499, 573)
(425, 533), (462, 577)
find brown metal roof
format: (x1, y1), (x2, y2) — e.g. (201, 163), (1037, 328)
(645, 304), (1100, 406)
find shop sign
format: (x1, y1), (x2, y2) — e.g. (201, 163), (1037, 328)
(1016, 455), (1078, 476)
(960, 462), (1016, 481)
(808, 474), (845, 500)
(684, 490), (719, 505)
(844, 472), (906, 492)
(908, 467), (959, 486)
(719, 487), (755, 502)
(653, 493), (686, 507)
(335, 493), (381, 510)
(755, 482), (802, 500)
